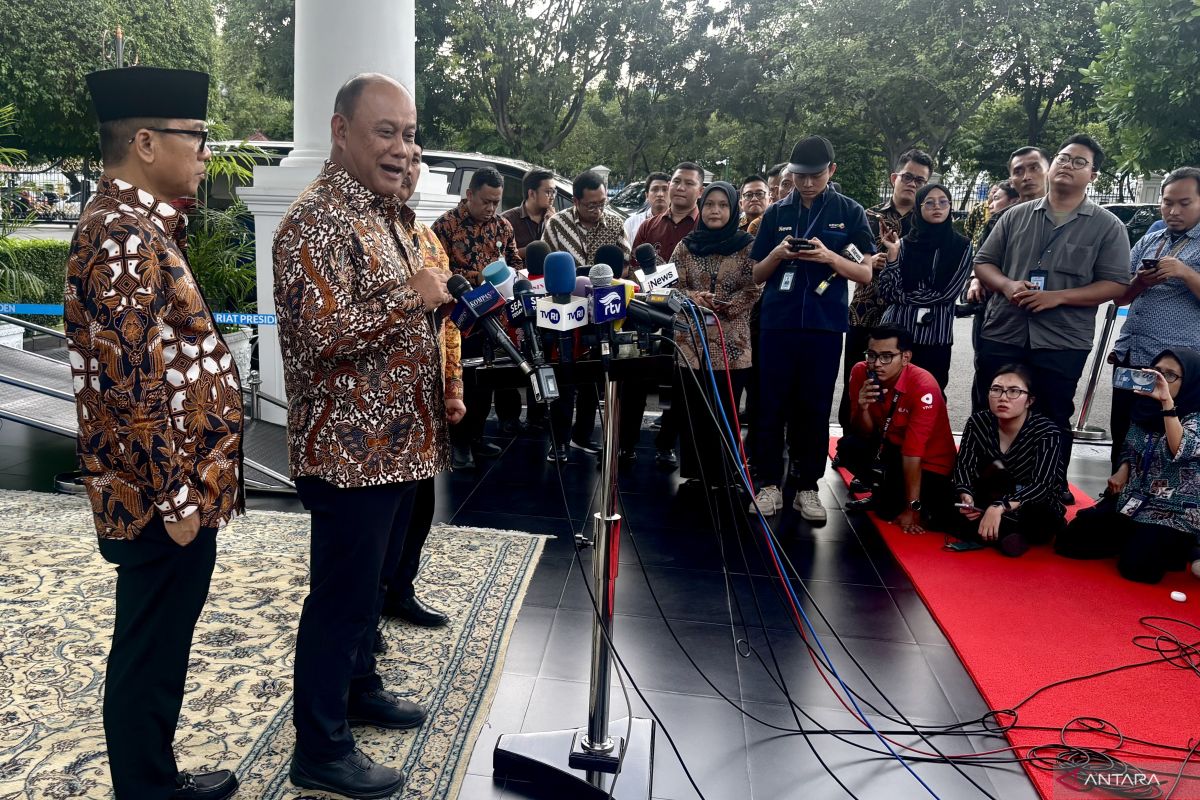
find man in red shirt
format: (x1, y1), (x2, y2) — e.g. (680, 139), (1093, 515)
(838, 325), (957, 533)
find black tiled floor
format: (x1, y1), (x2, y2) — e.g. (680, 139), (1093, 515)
(0, 418), (1043, 799)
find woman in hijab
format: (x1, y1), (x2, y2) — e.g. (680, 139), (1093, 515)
(1056, 348), (1200, 583)
(876, 183), (974, 389)
(670, 181), (761, 488)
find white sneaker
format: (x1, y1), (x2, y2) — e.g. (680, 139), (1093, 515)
(794, 489), (827, 522)
(750, 485), (783, 516)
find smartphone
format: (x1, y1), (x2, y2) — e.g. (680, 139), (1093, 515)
(944, 540), (985, 552)
(866, 369), (880, 403)
(954, 502), (982, 512)
(1112, 366), (1158, 392)
(1139, 258), (1160, 271)
(788, 238), (817, 252)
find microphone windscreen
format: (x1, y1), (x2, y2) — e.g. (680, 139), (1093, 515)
(572, 276), (593, 298)
(481, 259), (510, 286)
(595, 244), (625, 273)
(524, 241), (550, 277)
(544, 251), (577, 296)
(512, 278), (534, 297)
(576, 265), (592, 279)
(447, 274), (471, 299)
(588, 263), (614, 287)
(634, 242), (658, 271)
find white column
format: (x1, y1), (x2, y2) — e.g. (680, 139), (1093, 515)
(238, 0), (420, 424)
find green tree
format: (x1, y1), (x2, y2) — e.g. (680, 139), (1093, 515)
(1085, 0), (1200, 171)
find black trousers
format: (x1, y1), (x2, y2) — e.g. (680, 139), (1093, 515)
(755, 329), (842, 490)
(549, 379), (599, 446)
(453, 336), (521, 448)
(909, 342), (952, 391)
(99, 519), (218, 800)
(742, 299), (763, 454)
(975, 339), (1089, 489)
(969, 311), (987, 414)
(838, 325), (872, 428)
(618, 377), (676, 453)
(382, 476), (436, 606)
(678, 367), (749, 480)
(293, 477), (419, 761)
(1109, 359), (1138, 472)
(1056, 506), (1196, 584)
(948, 503), (1065, 554)
(835, 433), (956, 530)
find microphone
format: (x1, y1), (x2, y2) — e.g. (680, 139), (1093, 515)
(448, 279), (506, 337)
(447, 275), (556, 402)
(815, 244), (865, 296)
(510, 278), (546, 366)
(573, 275), (593, 298)
(633, 241), (679, 291)
(536, 251), (590, 358)
(595, 244), (626, 275)
(483, 259), (516, 300)
(588, 264), (628, 369)
(523, 241), (550, 293)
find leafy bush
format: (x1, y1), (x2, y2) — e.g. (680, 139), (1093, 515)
(0, 239), (67, 327)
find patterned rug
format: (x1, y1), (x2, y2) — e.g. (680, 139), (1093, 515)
(0, 489), (545, 800)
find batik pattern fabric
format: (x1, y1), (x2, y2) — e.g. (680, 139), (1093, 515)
(412, 221), (464, 401)
(849, 200), (910, 329)
(670, 242), (761, 371)
(64, 176), (243, 539)
(430, 199), (524, 286)
(540, 207), (630, 266)
(272, 160), (448, 488)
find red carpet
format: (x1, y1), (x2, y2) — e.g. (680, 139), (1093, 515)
(826, 440), (1200, 799)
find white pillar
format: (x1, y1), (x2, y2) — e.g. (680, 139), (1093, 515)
(238, 0), (419, 423)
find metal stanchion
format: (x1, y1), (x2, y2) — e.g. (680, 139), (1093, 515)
(493, 364), (655, 799)
(1073, 303), (1118, 441)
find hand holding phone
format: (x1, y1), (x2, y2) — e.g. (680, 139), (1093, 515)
(787, 237), (817, 252)
(1112, 366), (1158, 392)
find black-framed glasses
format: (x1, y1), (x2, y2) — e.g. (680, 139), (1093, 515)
(988, 386), (1030, 399)
(864, 350), (901, 365)
(897, 172), (928, 187)
(579, 200), (606, 212)
(1157, 369), (1182, 384)
(131, 127), (210, 153)
(742, 190), (767, 200)
(1053, 153), (1092, 170)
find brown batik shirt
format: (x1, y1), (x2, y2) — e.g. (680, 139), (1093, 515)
(669, 241), (761, 371)
(273, 160), (449, 487)
(64, 176), (244, 539)
(848, 199), (913, 329)
(411, 221), (464, 401)
(431, 199), (524, 286)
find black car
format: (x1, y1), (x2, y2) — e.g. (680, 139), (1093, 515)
(1103, 203), (1162, 245)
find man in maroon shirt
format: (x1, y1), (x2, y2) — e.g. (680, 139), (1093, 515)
(621, 162), (704, 466)
(837, 325), (957, 533)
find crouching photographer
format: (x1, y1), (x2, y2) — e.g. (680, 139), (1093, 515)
(836, 326), (957, 533)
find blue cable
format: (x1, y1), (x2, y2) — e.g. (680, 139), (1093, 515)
(678, 299), (945, 800)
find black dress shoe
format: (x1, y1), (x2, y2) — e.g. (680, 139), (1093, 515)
(999, 533), (1031, 558)
(570, 437), (601, 455)
(655, 448), (678, 468)
(1060, 489), (1076, 506)
(388, 595), (449, 627)
(290, 747), (404, 799)
(546, 444), (568, 463)
(845, 496), (874, 511)
(848, 478), (870, 494)
(172, 769), (238, 800)
(618, 448), (637, 465)
(474, 441), (503, 458)
(347, 688), (427, 730)
(451, 445), (474, 470)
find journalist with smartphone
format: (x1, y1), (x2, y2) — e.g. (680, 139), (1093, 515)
(972, 134), (1131, 501)
(747, 135), (874, 521)
(1057, 349), (1200, 584)
(950, 365), (1065, 557)
(1108, 167), (1200, 470)
(836, 326), (957, 533)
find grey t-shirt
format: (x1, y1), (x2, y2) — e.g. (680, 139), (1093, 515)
(974, 197), (1130, 351)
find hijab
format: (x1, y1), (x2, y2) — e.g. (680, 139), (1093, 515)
(901, 183), (971, 292)
(1131, 348), (1200, 434)
(682, 181), (755, 257)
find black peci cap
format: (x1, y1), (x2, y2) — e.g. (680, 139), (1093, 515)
(787, 135), (835, 175)
(86, 67), (209, 123)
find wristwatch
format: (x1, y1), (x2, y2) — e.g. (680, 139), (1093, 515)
(1163, 406), (1179, 417)
(908, 499), (923, 512)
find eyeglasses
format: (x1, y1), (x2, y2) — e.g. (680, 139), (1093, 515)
(132, 127), (210, 153)
(742, 191), (767, 200)
(897, 172), (928, 187)
(988, 386), (1030, 399)
(922, 198), (951, 209)
(1053, 153), (1093, 170)
(579, 200), (606, 212)
(864, 351), (901, 365)
(1157, 369), (1182, 384)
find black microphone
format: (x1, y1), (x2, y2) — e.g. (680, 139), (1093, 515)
(595, 244), (626, 275)
(511, 278), (545, 366)
(448, 274), (550, 401)
(634, 242), (658, 275)
(525, 241), (550, 278)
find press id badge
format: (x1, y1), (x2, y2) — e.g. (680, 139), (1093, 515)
(1029, 269), (1047, 291)
(780, 270), (796, 292)
(1118, 492), (1147, 517)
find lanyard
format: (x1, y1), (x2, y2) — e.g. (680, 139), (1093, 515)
(1152, 233), (1190, 260)
(1036, 220), (1071, 270)
(1135, 432), (1159, 491)
(873, 384), (904, 462)
(793, 193), (827, 241)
